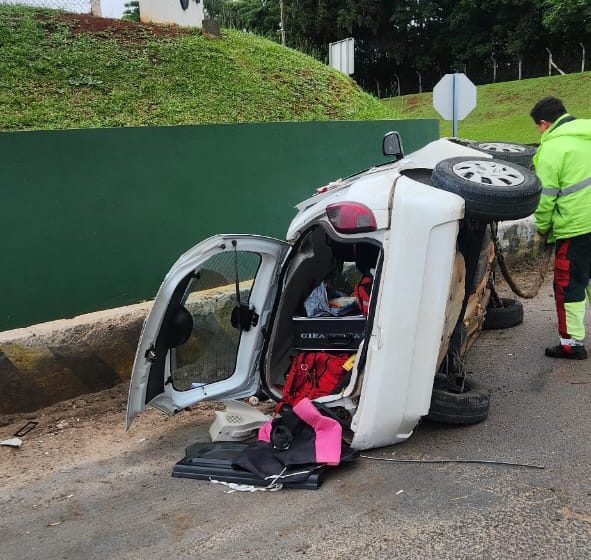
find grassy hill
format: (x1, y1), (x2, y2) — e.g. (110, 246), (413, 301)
(0, 6), (396, 131)
(383, 73), (591, 143)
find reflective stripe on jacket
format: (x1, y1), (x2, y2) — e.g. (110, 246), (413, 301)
(533, 114), (591, 242)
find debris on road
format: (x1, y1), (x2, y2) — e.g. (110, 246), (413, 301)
(210, 479), (284, 493)
(13, 421), (38, 437)
(0, 437), (23, 448)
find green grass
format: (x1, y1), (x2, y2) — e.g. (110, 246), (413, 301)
(0, 6), (397, 131)
(383, 73), (591, 143)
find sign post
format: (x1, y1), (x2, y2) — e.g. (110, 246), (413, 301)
(433, 73), (477, 137)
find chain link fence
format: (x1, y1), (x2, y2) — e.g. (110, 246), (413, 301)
(0, 0), (91, 13)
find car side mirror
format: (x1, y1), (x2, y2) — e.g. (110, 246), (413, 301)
(383, 131), (404, 161)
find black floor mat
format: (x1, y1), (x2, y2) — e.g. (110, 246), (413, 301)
(172, 441), (356, 490)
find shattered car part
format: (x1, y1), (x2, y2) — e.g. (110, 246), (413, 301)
(208, 400), (270, 442)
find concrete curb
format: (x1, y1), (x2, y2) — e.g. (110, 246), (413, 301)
(0, 303), (151, 416)
(0, 217), (541, 416)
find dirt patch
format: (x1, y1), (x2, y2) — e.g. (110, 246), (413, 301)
(1, 382), (129, 428)
(0, 383), (221, 488)
(37, 12), (193, 42)
(495, 92), (520, 103)
(0, 382), (273, 489)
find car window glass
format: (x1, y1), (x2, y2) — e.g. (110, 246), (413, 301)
(171, 251), (261, 391)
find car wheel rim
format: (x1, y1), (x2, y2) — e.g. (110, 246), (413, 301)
(477, 142), (527, 154)
(452, 160), (525, 187)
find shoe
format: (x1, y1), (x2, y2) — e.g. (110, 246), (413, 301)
(544, 344), (588, 360)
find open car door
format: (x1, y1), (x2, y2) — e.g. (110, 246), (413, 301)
(127, 235), (290, 429)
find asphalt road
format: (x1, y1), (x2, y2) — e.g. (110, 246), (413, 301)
(1, 279), (590, 559)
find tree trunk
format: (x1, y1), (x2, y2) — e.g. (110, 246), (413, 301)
(90, 0), (102, 17)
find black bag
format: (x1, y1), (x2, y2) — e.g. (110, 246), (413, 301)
(232, 401), (350, 482)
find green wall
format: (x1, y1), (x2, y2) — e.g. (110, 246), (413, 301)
(1, 120), (437, 330)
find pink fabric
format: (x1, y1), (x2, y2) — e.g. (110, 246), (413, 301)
(258, 420), (272, 443)
(293, 398), (342, 465)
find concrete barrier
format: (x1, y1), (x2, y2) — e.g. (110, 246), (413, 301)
(496, 216), (542, 264)
(0, 217), (542, 416)
(0, 303), (150, 416)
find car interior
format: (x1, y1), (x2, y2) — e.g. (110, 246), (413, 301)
(263, 225), (382, 401)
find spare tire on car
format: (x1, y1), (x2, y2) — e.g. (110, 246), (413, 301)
(483, 297), (524, 330)
(427, 374), (490, 425)
(431, 157), (541, 221)
(467, 141), (537, 168)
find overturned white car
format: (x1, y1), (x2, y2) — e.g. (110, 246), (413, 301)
(127, 135), (540, 451)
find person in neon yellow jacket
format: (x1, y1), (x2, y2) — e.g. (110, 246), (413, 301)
(531, 96), (591, 360)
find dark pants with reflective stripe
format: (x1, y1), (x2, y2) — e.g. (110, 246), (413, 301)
(554, 232), (591, 342)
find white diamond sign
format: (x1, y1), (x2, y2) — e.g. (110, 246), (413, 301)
(433, 73), (477, 136)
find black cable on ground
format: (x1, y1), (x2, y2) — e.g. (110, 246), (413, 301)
(360, 455), (544, 469)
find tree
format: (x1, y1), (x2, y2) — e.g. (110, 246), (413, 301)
(203, 0), (591, 95)
(543, 0), (591, 35)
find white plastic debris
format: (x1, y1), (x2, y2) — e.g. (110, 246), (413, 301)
(210, 479), (283, 493)
(208, 400), (270, 442)
(0, 437), (23, 448)
(209, 467), (303, 493)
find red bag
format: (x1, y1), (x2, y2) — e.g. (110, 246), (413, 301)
(354, 274), (373, 316)
(278, 352), (351, 411)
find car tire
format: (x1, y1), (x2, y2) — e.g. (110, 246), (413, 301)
(467, 141), (537, 168)
(483, 297), (524, 330)
(427, 374), (490, 424)
(431, 157), (541, 221)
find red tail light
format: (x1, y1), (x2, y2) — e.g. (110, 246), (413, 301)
(326, 202), (377, 234)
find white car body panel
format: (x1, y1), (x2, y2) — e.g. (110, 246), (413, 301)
(350, 177), (465, 449)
